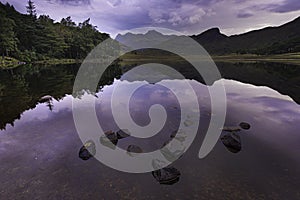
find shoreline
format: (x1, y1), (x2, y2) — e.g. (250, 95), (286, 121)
(0, 58), (82, 70)
(1, 52), (300, 69)
(119, 52), (300, 66)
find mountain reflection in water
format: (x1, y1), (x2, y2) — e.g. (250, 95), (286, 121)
(0, 62), (300, 199)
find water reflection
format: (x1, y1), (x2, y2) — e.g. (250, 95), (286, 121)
(0, 62), (300, 198)
(0, 63), (122, 129)
(0, 62), (299, 130)
(72, 77), (299, 186)
(39, 95), (54, 111)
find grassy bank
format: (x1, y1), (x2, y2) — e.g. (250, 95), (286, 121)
(2, 52), (300, 69)
(119, 52), (300, 66)
(212, 52), (300, 65)
(0, 57), (82, 69)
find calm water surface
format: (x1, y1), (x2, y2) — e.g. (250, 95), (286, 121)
(0, 62), (300, 199)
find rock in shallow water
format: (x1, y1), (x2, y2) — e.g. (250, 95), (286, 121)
(221, 126), (241, 132)
(79, 140), (96, 160)
(239, 122), (251, 130)
(116, 129), (131, 139)
(222, 122), (251, 132)
(100, 130), (118, 150)
(152, 167), (181, 185)
(220, 132), (242, 153)
(127, 145), (143, 156)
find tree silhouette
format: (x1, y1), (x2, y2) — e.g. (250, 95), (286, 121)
(26, 0), (36, 17)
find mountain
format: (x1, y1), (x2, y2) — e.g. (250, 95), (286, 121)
(191, 16), (300, 55)
(115, 30), (177, 49)
(190, 27), (230, 54)
(116, 16), (300, 55)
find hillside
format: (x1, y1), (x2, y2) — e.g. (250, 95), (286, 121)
(117, 16), (300, 55)
(191, 16), (300, 55)
(0, 2), (109, 63)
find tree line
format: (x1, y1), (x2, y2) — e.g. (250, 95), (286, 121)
(0, 1), (109, 62)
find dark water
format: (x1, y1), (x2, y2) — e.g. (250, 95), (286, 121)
(0, 62), (300, 199)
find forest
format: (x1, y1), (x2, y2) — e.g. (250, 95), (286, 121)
(0, 1), (109, 63)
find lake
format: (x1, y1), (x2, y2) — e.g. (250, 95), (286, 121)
(0, 61), (300, 199)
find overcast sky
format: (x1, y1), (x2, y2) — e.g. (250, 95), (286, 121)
(1, 0), (300, 37)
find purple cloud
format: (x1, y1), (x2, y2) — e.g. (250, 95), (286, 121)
(1, 0), (300, 37)
(248, 0), (300, 13)
(270, 0), (300, 13)
(47, 0), (91, 6)
(237, 12), (254, 18)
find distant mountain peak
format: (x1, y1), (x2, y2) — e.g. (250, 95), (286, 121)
(115, 29), (177, 48)
(205, 27), (221, 33)
(145, 30), (163, 36)
(199, 27), (227, 37)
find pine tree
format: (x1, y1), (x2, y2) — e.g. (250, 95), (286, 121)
(26, 0), (36, 17)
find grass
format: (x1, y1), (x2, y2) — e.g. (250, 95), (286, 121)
(212, 52), (300, 65)
(119, 52), (300, 66)
(2, 52), (300, 69)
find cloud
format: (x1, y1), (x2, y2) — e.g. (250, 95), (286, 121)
(106, 0), (122, 7)
(1, 0), (300, 37)
(166, 4), (207, 26)
(246, 0), (300, 13)
(237, 12), (254, 18)
(47, 0), (91, 6)
(270, 0), (300, 13)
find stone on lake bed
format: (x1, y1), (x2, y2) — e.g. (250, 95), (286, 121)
(239, 122), (251, 130)
(79, 140), (96, 160)
(221, 126), (241, 132)
(152, 167), (181, 185)
(152, 159), (167, 171)
(116, 129), (131, 139)
(160, 141), (185, 162)
(100, 130), (118, 150)
(104, 130), (118, 144)
(183, 119), (193, 127)
(126, 145), (143, 156)
(220, 132), (241, 153)
(170, 130), (177, 139)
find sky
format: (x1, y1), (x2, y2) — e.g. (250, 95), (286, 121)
(1, 0), (300, 37)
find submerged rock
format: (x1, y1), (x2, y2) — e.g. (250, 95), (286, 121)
(170, 130), (177, 139)
(126, 145), (143, 156)
(104, 130), (118, 145)
(160, 141), (185, 162)
(221, 126), (241, 132)
(170, 129), (187, 142)
(152, 159), (167, 171)
(239, 122), (251, 130)
(152, 167), (181, 185)
(183, 119), (193, 127)
(222, 122), (251, 132)
(116, 129), (131, 139)
(220, 132), (241, 153)
(100, 130), (118, 150)
(79, 140), (96, 160)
